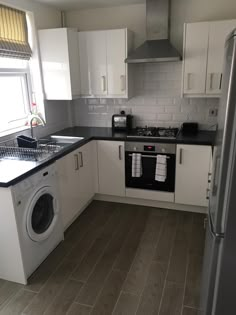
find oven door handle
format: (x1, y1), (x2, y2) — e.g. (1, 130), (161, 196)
(128, 154), (170, 159)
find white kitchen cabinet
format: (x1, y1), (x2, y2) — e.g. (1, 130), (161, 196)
(97, 141), (125, 196)
(78, 28), (133, 98)
(175, 145), (212, 207)
(182, 20), (236, 97)
(206, 20), (236, 94)
(38, 28), (80, 100)
(183, 22), (209, 95)
(57, 142), (94, 230)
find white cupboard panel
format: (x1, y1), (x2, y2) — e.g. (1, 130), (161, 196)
(175, 145), (211, 207)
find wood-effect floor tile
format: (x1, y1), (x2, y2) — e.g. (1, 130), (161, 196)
(136, 261), (167, 315)
(182, 306), (199, 315)
(91, 269), (126, 315)
(0, 289), (35, 315)
(0, 281), (22, 310)
(153, 211), (178, 264)
(44, 279), (83, 315)
(23, 259), (77, 315)
(159, 281), (184, 315)
(72, 209), (121, 282)
(122, 214), (163, 295)
(112, 292), (139, 315)
(67, 303), (92, 315)
(77, 208), (135, 306)
(184, 255), (203, 308)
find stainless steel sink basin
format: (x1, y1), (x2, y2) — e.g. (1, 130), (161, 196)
(39, 135), (84, 147)
(50, 135), (84, 144)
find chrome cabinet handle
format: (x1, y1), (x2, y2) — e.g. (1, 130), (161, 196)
(79, 152), (83, 167)
(74, 154), (79, 171)
(101, 76), (106, 92)
(120, 75), (126, 91)
(186, 73), (192, 90)
(118, 145), (122, 160)
(209, 73), (213, 90)
(179, 148), (183, 164)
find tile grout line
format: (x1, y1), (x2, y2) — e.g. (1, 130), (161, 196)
(157, 213), (180, 315)
(134, 212), (166, 315)
(180, 213), (193, 315)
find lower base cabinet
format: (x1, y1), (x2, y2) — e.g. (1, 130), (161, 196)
(56, 142), (94, 230)
(97, 140), (125, 197)
(175, 144), (212, 207)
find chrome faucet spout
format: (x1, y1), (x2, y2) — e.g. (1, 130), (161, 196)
(29, 114), (46, 139)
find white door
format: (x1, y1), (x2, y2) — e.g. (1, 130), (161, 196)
(87, 31), (107, 96)
(78, 32), (90, 95)
(97, 141), (125, 196)
(183, 22), (209, 95)
(107, 29), (127, 96)
(56, 150), (81, 229)
(77, 142), (94, 209)
(175, 145), (212, 207)
(206, 20), (236, 95)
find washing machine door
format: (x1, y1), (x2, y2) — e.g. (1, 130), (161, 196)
(26, 186), (59, 242)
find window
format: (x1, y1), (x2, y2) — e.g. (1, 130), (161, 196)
(0, 4), (33, 134)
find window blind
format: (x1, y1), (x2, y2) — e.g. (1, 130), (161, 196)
(0, 4), (32, 59)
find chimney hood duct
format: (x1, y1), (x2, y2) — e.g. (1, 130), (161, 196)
(125, 0), (181, 63)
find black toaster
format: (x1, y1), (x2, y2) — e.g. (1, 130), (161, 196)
(112, 111), (133, 131)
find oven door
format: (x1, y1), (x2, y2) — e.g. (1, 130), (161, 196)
(125, 151), (176, 192)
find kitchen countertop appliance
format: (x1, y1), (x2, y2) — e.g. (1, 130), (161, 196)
(112, 111), (133, 132)
(200, 29), (236, 314)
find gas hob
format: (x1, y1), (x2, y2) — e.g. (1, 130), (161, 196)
(127, 127), (179, 139)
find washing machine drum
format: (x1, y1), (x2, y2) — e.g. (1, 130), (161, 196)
(26, 186), (59, 242)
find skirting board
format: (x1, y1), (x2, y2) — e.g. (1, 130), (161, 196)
(94, 194), (207, 214)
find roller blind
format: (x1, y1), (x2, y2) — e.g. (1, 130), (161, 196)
(0, 4), (32, 59)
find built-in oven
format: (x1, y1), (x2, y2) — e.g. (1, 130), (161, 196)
(125, 142), (176, 192)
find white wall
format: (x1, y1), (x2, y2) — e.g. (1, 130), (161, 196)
(0, 0), (71, 140)
(66, 0), (236, 52)
(2, 0), (61, 29)
(71, 63), (219, 130)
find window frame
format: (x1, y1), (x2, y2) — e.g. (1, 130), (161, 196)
(0, 62), (32, 133)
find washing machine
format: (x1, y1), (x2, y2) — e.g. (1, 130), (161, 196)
(8, 163), (64, 284)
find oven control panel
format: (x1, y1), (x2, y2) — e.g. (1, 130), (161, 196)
(125, 142), (176, 154)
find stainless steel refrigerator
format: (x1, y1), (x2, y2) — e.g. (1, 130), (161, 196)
(200, 29), (236, 315)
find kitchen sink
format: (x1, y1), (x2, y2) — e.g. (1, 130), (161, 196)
(39, 135), (84, 146)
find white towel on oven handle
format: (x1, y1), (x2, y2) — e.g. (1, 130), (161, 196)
(132, 153), (142, 177)
(155, 155), (167, 182)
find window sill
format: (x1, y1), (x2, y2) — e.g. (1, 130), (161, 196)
(0, 125), (30, 139)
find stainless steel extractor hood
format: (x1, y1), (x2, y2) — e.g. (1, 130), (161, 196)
(125, 0), (181, 63)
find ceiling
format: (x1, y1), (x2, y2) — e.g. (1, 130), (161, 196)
(32, 0), (145, 11)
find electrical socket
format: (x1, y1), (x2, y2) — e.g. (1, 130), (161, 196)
(209, 108), (218, 117)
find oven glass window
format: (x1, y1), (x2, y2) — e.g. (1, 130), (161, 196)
(31, 193), (54, 234)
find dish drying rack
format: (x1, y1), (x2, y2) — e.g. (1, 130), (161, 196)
(0, 138), (61, 162)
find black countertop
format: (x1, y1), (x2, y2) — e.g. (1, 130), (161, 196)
(0, 127), (216, 187)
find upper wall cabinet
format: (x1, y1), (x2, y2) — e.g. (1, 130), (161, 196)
(182, 20), (236, 98)
(78, 28), (134, 98)
(38, 28), (80, 100)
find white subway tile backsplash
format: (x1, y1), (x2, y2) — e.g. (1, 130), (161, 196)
(72, 63), (219, 129)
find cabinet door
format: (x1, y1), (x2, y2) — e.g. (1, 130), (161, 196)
(78, 32), (90, 95)
(39, 28), (80, 100)
(56, 150), (81, 229)
(88, 31), (107, 96)
(97, 141), (125, 196)
(77, 142), (94, 209)
(206, 20), (236, 95)
(183, 22), (209, 95)
(175, 145), (211, 207)
(107, 29), (127, 96)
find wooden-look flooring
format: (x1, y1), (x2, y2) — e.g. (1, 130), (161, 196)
(0, 201), (206, 315)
